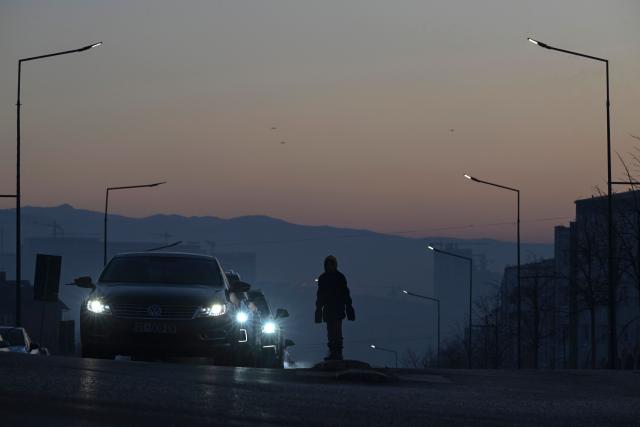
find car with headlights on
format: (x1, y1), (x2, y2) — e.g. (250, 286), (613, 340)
(246, 290), (294, 368)
(225, 271), (261, 366)
(77, 252), (252, 363)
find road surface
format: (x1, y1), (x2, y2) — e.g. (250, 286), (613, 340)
(0, 353), (638, 426)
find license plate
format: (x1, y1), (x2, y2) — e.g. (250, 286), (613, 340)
(133, 322), (177, 334)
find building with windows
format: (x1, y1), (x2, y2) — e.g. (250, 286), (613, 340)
(500, 191), (640, 369)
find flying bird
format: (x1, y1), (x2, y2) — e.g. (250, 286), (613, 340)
(271, 126), (278, 130)
(280, 141), (288, 145)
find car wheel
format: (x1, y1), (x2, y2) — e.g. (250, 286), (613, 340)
(81, 344), (114, 360)
(131, 354), (154, 362)
(273, 351), (285, 369)
(214, 350), (235, 366)
(275, 352), (285, 369)
(234, 346), (256, 367)
(261, 348), (284, 369)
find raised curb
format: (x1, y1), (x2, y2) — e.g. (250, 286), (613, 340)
(304, 359), (395, 383)
(311, 359), (373, 371)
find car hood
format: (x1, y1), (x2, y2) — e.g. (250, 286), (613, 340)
(94, 282), (226, 306)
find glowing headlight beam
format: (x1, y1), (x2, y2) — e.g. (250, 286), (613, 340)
(262, 322), (277, 334)
(236, 311), (249, 323)
(196, 303), (227, 318)
(87, 299), (110, 314)
(209, 303), (226, 316)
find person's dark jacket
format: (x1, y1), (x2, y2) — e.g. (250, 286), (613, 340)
(315, 271), (355, 322)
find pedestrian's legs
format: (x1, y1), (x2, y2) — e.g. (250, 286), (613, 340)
(326, 320), (343, 360)
(334, 319), (343, 359)
(325, 321), (334, 358)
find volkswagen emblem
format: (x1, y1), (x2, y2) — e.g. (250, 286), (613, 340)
(147, 304), (162, 318)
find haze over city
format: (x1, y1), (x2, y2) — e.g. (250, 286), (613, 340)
(2, 0), (639, 243)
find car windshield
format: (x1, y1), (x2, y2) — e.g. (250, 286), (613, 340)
(0, 328), (25, 346)
(100, 256), (224, 286)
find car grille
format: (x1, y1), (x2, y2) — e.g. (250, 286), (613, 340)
(111, 303), (199, 320)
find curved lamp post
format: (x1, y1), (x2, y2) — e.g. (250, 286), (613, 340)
(370, 344), (398, 369)
(15, 41), (102, 326)
(428, 244), (473, 368)
(528, 37), (616, 368)
(464, 173), (521, 369)
(104, 181), (166, 265)
(402, 289), (440, 368)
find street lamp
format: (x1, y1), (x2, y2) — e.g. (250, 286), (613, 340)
(528, 36), (617, 368)
(464, 173), (521, 369)
(369, 344), (398, 369)
(428, 244), (473, 368)
(104, 182), (166, 265)
(402, 289), (440, 368)
(15, 41), (102, 326)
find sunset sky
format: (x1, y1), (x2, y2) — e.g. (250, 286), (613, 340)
(1, 0), (639, 243)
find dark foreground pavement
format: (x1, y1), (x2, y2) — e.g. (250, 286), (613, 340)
(0, 353), (638, 426)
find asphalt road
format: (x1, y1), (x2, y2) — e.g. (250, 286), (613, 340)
(0, 353), (639, 426)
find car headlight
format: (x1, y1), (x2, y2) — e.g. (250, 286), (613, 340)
(196, 303), (227, 318)
(236, 311), (249, 323)
(87, 299), (111, 315)
(262, 321), (277, 334)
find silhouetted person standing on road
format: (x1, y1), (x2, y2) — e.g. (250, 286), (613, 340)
(315, 255), (355, 361)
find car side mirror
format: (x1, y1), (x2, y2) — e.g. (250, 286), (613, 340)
(230, 280), (251, 293)
(284, 339), (295, 348)
(275, 308), (289, 319)
(30, 342), (40, 351)
(74, 276), (95, 289)
(0, 340), (9, 349)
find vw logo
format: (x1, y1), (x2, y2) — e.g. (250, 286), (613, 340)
(147, 304), (162, 318)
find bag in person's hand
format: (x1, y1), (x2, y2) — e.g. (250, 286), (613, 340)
(346, 305), (356, 321)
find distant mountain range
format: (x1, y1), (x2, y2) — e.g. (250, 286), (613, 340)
(0, 204), (554, 363)
(0, 203), (553, 283)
